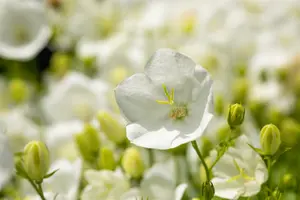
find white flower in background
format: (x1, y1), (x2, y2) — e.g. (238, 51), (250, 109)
(44, 120), (84, 161)
(42, 71), (110, 123)
(0, 109), (39, 152)
(0, 131), (13, 190)
(23, 159), (82, 200)
(0, 0), (50, 61)
(211, 135), (268, 199)
(115, 48), (214, 149)
(135, 159), (187, 200)
(81, 169), (130, 200)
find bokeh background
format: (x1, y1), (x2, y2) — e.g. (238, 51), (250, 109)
(0, 0), (300, 199)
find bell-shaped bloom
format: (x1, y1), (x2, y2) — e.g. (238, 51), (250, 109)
(0, 0), (50, 61)
(115, 48), (214, 149)
(211, 135), (268, 199)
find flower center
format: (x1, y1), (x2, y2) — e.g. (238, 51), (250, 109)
(227, 159), (255, 183)
(169, 105), (188, 120)
(156, 84), (189, 120)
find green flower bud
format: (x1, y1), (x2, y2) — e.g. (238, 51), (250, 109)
(199, 158), (212, 183)
(109, 66), (130, 85)
(97, 111), (126, 145)
(81, 56), (96, 69)
(282, 173), (297, 190)
(122, 147), (144, 179)
(8, 79), (28, 104)
(260, 124), (281, 155)
(214, 94), (224, 116)
(192, 198), (200, 200)
(74, 124), (100, 162)
(232, 78), (249, 104)
(50, 53), (71, 78)
(227, 103), (245, 128)
(276, 67), (288, 83)
(280, 118), (300, 147)
(23, 141), (50, 182)
(201, 181), (215, 200)
(98, 147), (116, 171)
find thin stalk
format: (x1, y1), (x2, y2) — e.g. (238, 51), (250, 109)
(192, 141), (210, 181)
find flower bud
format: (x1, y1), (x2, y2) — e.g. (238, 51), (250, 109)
(98, 147), (116, 171)
(50, 52), (71, 78)
(109, 66), (130, 85)
(282, 173), (297, 190)
(214, 94), (224, 116)
(8, 79), (28, 104)
(227, 103), (245, 128)
(97, 111), (126, 145)
(280, 118), (300, 147)
(260, 124), (281, 155)
(122, 147), (144, 179)
(232, 78), (249, 104)
(23, 141), (50, 182)
(74, 124), (100, 162)
(201, 181), (215, 200)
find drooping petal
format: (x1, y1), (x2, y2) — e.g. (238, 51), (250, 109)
(115, 73), (168, 123)
(144, 48), (196, 87)
(174, 183), (188, 200)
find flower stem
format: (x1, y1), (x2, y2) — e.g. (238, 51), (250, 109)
(28, 179), (46, 200)
(192, 141), (210, 181)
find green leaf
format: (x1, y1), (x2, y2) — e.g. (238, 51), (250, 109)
(44, 169), (59, 179)
(247, 143), (265, 156)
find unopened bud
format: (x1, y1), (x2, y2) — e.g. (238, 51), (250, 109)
(227, 103), (245, 128)
(50, 53), (71, 78)
(282, 173), (297, 190)
(214, 95), (224, 116)
(122, 147), (144, 179)
(260, 124), (281, 155)
(74, 124), (100, 162)
(201, 181), (215, 200)
(23, 141), (50, 182)
(97, 111), (126, 144)
(109, 66), (130, 85)
(232, 78), (249, 104)
(98, 147), (116, 171)
(8, 79), (28, 104)
(280, 118), (300, 147)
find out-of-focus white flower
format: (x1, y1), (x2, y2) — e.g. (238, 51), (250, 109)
(23, 159), (82, 200)
(211, 135), (268, 200)
(0, 0), (50, 61)
(81, 169), (131, 200)
(0, 109), (40, 152)
(0, 131), (13, 190)
(115, 48), (214, 149)
(123, 158), (187, 200)
(42, 71), (110, 123)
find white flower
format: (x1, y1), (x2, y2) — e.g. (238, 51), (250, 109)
(0, 0), (50, 61)
(0, 131), (13, 190)
(41, 71), (110, 123)
(115, 48), (214, 149)
(0, 109), (40, 152)
(81, 169), (131, 200)
(211, 135), (268, 200)
(23, 159), (82, 200)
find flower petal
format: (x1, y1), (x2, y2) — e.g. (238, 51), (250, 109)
(174, 183), (187, 200)
(115, 73), (168, 123)
(0, 133), (13, 190)
(144, 48), (196, 87)
(242, 181), (261, 197)
(212, 177), (244, 200)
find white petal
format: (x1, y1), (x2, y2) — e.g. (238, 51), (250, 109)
(242, 181), (261, 197)
(174, 183), (187, 200)
(115, 73), (168, 123)
(213, 153), (239, 179)
(144, 48), (196, 87)
(212, 177), (244, 200)
(0, 133), (13, 190)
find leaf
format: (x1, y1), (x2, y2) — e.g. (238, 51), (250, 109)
(44, 169), (59, 179)
(247, 143), (265, 156)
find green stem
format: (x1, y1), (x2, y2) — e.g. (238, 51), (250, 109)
(37, 183), (47, 200)
(267, 157), (272, 196)
(192, 141), (210, 181)
(148, 149), (154, 167)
